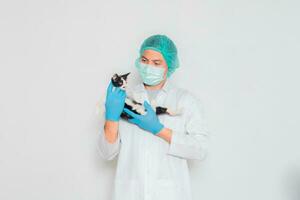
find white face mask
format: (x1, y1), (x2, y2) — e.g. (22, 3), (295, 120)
(135, 59), (165, 86)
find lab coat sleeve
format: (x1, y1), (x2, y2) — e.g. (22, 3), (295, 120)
(96, 104), (121, 161)
(97, 128), (121, 161)
(167, 92), (210, 161)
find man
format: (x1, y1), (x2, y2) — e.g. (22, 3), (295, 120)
(97, 34), (210, 200)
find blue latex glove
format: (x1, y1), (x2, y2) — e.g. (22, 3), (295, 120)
(105, 81), (126, 121)
(123, 100), (164, 135)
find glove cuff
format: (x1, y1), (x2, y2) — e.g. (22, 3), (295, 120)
(152, 123), (164, 135)
(105, 112), (120, 122)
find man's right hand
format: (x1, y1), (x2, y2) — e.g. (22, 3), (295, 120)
(105, 81), (126, 121)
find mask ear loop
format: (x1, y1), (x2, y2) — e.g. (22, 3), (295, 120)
(135, 57), (141, 69)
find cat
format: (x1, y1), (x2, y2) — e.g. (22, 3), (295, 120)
(111, 72), (182, 120)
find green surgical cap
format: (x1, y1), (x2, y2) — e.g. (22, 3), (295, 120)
(138, 34), (179, 77)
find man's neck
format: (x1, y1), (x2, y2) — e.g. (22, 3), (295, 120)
(144, 79), (166, 91)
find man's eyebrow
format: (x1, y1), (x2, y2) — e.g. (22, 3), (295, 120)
(152, 59), (162, 62)
(141, 56), (162, 62)
(141, 56), (149, 60)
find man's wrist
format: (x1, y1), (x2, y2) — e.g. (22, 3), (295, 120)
(104, 120), (119, 143)
(156, 127), (173, 143)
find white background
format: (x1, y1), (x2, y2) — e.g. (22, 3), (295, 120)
(0, 0), (299, 200)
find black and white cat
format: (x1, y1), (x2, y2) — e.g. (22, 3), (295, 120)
(111, 73), (181, 120)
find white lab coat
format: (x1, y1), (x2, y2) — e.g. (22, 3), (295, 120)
(97, 78), (210, 200)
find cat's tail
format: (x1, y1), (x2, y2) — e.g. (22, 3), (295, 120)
(166, 108), (183, 116)
(150, 99), (183, 116)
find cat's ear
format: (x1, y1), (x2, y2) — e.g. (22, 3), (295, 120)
(111, 73), (120, 87)
(121, 72), (130, 80)
(112, 73), (119, 80)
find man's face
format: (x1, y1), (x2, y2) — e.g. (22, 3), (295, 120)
(139, 49), (168, 79)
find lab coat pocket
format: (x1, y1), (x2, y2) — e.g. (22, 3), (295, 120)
(154, 179), (180, 200)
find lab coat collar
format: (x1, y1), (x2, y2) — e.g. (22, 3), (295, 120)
(133, 78), (173, 94)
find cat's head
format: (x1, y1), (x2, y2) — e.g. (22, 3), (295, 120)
(111, 72), (130, 90)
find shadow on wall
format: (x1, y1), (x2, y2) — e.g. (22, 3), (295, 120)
(284, 166), (300, 200)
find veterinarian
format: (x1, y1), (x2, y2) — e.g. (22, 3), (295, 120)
(97, 34), (210, 200)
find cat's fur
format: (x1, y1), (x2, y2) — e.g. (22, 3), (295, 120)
(111, 73), (181, 120)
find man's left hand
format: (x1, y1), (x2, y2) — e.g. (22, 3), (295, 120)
(123, 101), (164, 135)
